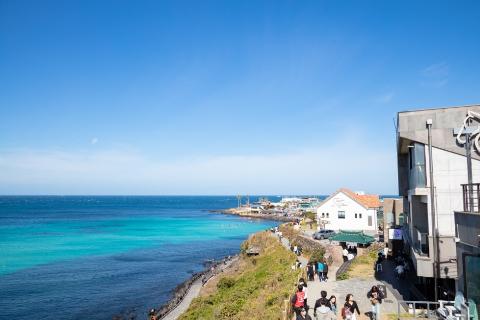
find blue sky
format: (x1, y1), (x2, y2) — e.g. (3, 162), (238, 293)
(1, 0), (479, 195)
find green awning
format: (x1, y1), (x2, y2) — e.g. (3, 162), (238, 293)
(329, 230), (375, 245)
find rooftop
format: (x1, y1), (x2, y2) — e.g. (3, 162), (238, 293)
(339, 188), (381, 209)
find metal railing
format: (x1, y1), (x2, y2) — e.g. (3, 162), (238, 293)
(461, 183), (480, 213)
(396, 300), (440, 319)
(397, 300), (470, 320)
(414, 227), (429, 256)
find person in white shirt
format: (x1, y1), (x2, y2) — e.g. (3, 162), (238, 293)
(342, 248), (348, 262)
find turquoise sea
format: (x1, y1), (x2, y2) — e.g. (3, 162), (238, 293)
(0, 196), (278, 319)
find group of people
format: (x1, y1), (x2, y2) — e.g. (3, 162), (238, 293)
(291, 244), (303, 256)
(291, 283), (385, 320)
(306, 259), (329, 282)
(342, 246), (358, 262)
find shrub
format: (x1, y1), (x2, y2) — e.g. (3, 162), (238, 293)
(337, 273), (349, 280)
(217, 277), (236, 290)
(308, 248), (326, 263)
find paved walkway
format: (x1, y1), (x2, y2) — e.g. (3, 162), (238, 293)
(162, 279), (203, 320)
(284, 229), (406, 320)
(161, 257), (238, 320)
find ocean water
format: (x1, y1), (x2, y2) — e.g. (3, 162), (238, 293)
(0, 196), (278, 320)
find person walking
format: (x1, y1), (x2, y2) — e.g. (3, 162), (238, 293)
(307, 262), (315, 281)
(323, 258), (329, 281)
(317, 260), (325, 282)
(314, 291), (333, 320)
(299, 278), (309, 311)
(383, 244), (389, 259)
(292, 285), (306, 317)
(296, 308), (313, 320)
(343, 294), (360, 320)
(367, 285), (384, 320)
(342, 247), (349, 262)
(329, 295), (337, 316)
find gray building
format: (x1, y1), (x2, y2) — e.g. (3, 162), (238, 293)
(397, 104), (480, 300)
(382, 197), (404, 254)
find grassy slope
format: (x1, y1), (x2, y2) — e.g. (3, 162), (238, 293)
(179, 232), (300, 320)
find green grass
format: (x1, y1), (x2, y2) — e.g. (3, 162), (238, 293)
(345, 246), (379, 278)
(179, 232), (301, 320)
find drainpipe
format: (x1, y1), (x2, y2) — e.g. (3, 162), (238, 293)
(426, 119), (439, 302)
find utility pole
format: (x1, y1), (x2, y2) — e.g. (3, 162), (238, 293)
(426, 119), (439, 301)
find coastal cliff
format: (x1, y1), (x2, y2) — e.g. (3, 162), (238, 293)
(177, 231), (300, 320)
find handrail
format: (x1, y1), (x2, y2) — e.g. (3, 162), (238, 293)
(396, 300), (440, 319)
(461, 183), (480, 213)
(396, 300), (470, 320)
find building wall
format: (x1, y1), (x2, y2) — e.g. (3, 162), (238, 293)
(396, 106), (480, 281)
(316, 192), (377, 231)
(432, 147), (480, 236)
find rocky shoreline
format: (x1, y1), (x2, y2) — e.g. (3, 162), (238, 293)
(136, 213), (291, 320)
(152, 255), (237, 320)
(209, 209), (296, 222)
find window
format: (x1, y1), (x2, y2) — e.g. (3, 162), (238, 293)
(355, 213), (358, 218)
(326, 213), (329, 218)
(338, 211), (345, 219)
(368, 216), (373, 226)
(322, 213), (325, 218)
(409, 143), (426, 189)
(359, 213), (362, 219)
(398, 213), (405, 225)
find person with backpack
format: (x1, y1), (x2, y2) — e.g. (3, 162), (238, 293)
(292, 285), (306, 316)
(342, 294), (360, 320)
(367, 285), (384, 320)
(314, 290), (333, 320)
(298, 278), (309, 311)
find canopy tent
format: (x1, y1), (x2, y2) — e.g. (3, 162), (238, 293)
(329, 230), (375, 245)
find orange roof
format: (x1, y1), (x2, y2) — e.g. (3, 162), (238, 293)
(338, 188), (381, 209)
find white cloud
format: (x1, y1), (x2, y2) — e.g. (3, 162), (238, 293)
(374, 92), (394, 104)
(420, 62), (449, 88)
(91, 137), (99, 145)
(0, 138), (397, 195)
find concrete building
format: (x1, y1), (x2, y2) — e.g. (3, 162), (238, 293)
(397, 104), (480, 299)
(316, 188), (380, 233)
(382, 197), (404, 254)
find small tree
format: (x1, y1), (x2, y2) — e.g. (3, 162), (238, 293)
(308, 247), (326, 263)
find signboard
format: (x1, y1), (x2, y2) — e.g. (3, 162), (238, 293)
(346, 241), (357, 247)
(389, 228), (403, 240)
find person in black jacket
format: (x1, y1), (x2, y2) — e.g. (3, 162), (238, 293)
(296, 308), (312, 320)
(314, 290), (331, 317)
(323, 258), (329, 281)
(306, 262), (315, 281)
(343, 294), (360, 320)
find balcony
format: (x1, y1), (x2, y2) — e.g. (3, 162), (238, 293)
(461, 183), (480, 213)
(403, 224), (430, 256)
